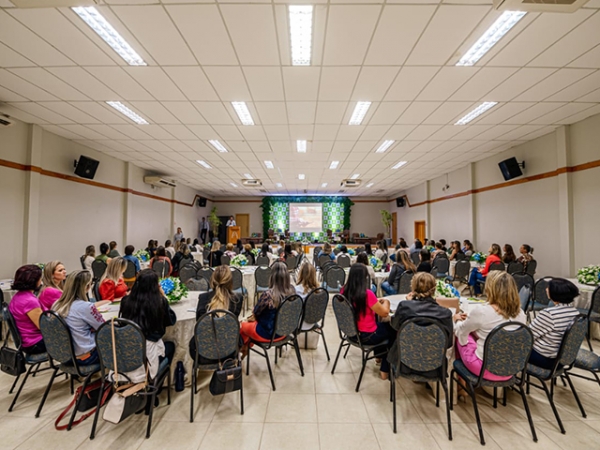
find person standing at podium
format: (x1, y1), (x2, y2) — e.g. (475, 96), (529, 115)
(226, 216), (236, 227)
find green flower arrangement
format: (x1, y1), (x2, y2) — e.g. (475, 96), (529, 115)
(134, 249), (150, 263)
(369, 256), (383, 272)
(436, 280), (460, 298)
(471, 252), (487, 264)
(231, 254), (248, 268)
(577, 265), (600, 286)
(160, 277), (188, 304)
(251, 248), (260, 257)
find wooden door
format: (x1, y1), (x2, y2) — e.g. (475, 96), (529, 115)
(236, 214), (250, 238)
(414, 221), (426, 242)
(391, 212), (397, 245)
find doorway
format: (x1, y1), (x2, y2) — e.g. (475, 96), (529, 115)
(391, 212), (397, 245)
(414, 221), (426, 243)
(236, 214), (250, 238)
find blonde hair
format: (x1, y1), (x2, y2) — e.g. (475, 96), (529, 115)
(485, 272), (521, 319)
(42, 260), (64, 291)
(269, 262), (294, 307)
(101, 257), (127, 284)
(211, 241), (221, 253)
(208, 266), (233, 313)
(323, 242), (332, 254)
(410, 272), (436, 299)
(226, 243), (234, 251)
(296, 264), (318, 294)
(398, 251), (417, 273)
(244, 244), (251, 252)
(53, 270), (92, 317)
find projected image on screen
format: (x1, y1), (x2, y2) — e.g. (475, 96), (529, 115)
(289, 203), (323, 234)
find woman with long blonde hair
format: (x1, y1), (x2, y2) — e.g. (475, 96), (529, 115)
(454, 271), (526, 381)
(98, 256), (128, 302)
(39, 260), (67, 310)
(381, 251), (416, 295)
(295, 263), (319, 299)
(209, 240), (224, 267)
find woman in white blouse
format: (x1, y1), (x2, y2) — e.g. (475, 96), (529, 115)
(453, 271), (527, 381)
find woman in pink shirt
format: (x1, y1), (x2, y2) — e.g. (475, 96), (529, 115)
(8, 265), (46, 355)
(38, 260), (66, 310)
(468, 244), (502, 296)
(341, 264), (394, 380)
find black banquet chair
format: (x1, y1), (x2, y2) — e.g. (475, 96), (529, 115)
(152, 260), (171, 278)
(577, 286), (600, 351)
(298, 288), (330, 360)
(396, 271), (414, 295)
(91, 260), (107, 281)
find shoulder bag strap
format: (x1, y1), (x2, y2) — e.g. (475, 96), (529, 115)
(110, 317), (119, 386)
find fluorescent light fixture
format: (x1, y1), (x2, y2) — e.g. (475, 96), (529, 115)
(289, 5), (313, 66)
(456, 11), (526, 67)
(298, 174), (305, 180)
(329, 161), (339, 169)
(105, 101), (148, 124)
(208, 140), (228, 153)
(351, 173), (360, 180)
(243, 173), (253, 179)
(321, 183), (328, 188)
(72, 7), (146, 66)
(375, 140), (395, 153)
(276, 182), (283, 188)
(196, 160), (212, 169)
(455, 102), (498, 125)
(366, 183), (374, 188)
(392, 161), (407, 170)
(230, 182), (238, 188)
(349, 101), (371, 125)
(231, 101), (254, 126)
(264, 160), (274, 169)
(296, 140), (307, 153)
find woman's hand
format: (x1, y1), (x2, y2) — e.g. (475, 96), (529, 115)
(453, 312), (467, 323)
(405, 292), (415, 300)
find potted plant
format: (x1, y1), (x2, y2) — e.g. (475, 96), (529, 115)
(380, 210), (393, 246)
(208, 206), (221, 240)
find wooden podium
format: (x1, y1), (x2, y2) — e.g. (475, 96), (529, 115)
(227, 226), (241, 244)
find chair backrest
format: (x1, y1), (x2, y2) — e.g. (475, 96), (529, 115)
(229, 267), (243, 290)
(591, 286), (600, 316)
(433, 257), (450, 274)
(193, 310), (240, 361)
(123, 259), (136, 278)
(318, 254), (332, 268)
(507, 261), (524, 275)
(455, 252), (467, 261)
(3, 304), (23, 350)
(534, 277), (552, 305)
(337, 254), (351, 268)
(202, 248), (210, 261)
(489, 262), (505, 272)
(410, 252), (420, 265)
(185, 277), (209, 292)
(331, 294), (359, 339)
(397, 318), (448, 374)
(93, 281), (101, 302)
(40, 311), (78, 366)
(479, 322), (533, 383)
(435, 252), (448, 259)
(179, 265), (198, 284)
(152, 259), (171, 278)
(333, 248), (341, 255)
(302, 287), (329, 325)
(220, 254), (231, 266)
(254, 266), (272, 289)
(80, 255), (87, 270)
(512, 273), (534, 294)
(246, 253), (255, 266)
(273, 294), (304, 339)
(180, 256), (193, 270)
(95, 318), (146, 374)
(312, 247), (322, 265)
(525, 260), (537, 276)
(256, 256), (270, 267)
(321, 260), (335, 275)
(91, 259), (107, 280)
(198, 267), (214, 285)
(397, 271), (414, 294)
(557, 314), (588, 368)
(325, 265), (346, 291)
(380, 253), (388, 265)
(285, 255), (297, 271)
(454, 260), (471, 280)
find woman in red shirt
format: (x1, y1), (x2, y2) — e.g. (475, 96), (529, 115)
(99, 257), (129, 302)
(468, 243), (502, 296)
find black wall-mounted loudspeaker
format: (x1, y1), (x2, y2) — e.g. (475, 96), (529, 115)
(396, 197), (405, 207)
(498, 157), (524, 181)
(74, 155), (99, 180)
(197, 197), (207, 207)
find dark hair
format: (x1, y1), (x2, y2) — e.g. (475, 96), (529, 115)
(165, 240), (172, 247)
(440, 239), (446, 246)
(344, 264), (370, 318)
(503, 244), (516, 263)
(356, 252), (369, 265)
(12, 265), (42, 291)
(155, 246), (166, 258)
(250, 242), (256, 249)
(109, 241), (117, 250)
(415, 240), (423, 249)
(522, 244), (533, 254)
(340, 245), (348, 254)
(435, 242), (442, 249)
(284, 244), (292, 256)
(148, 240), (155, 248)
(125, 245), (135, 256)
(236, 239), (242, 248)
(260, 243), (270, 257)
(193, 238), (199, 245)
(100, 242), (109, 255)
(420, 249), (431, 261)
(399, 241), (408, 249)
(120, 270), (166, 336)
(364, 243), (372, 255)
(548, 278), (579, 304)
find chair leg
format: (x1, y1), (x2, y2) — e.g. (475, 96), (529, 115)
(343, 344), (351, 359)
(391, 369), (397, 434)
(146, 391), (156, 438)
(274, 347), (278, 365)
(8, 372), (20, 394)
(331, 340), (345, 375)
(240, 380), (244, 415)
(468, 383), (486, 446)
(190, 368), (196, 423)
(493, 386), (498, 409)
(246, 346), (251, 376)
(292, 339), (305, 377)
(9, 364), (34, 412)
(320, 330), (330, 361)
(355, 352), (368, 392)
(449, 370), (455, 411)
(564, 372), (587, 418)
(89, 379), (107, 440)
(70, 375), (74, 395)
(35, 366), (59, 418)
(441, 380), (452, 441)
(503, 386), (507, 407)
(540, 378), (565, 434)
(68, 374), (91, 431)
(264, 349), (276, 391)
(167, 369), (172, 405)
(436, 381), (440, 408)
(519, 385), (538, 442)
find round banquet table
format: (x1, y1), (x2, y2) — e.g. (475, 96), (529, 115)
(0, 279), (16, 303)
(566, 278), (599, 339)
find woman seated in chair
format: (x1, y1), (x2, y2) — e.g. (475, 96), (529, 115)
(99, 257), (129, 302)
(454, 272), (527, 381)
(364, 242), (373, 256)
(375, 240), (388, 261)
(171, 242), (192, 276)
(417, 249), (432, 273)
(382, 251), (416, 296)
(83, 245), (95, 272)
(188, 266), (243, 360)
(8, 265), (46, 355)
(517, 244), (535, 268)
(120, 269), (177, 381)
(209, 241), (224, 267)
(95, 242), (112, 264)
(282, 244), (295, 262)
(448, 241), (464, 261)
(388, 272), (453, 376)
(149, 247), (173, 276)
(258, 243), (273, 260)
(53, 271), (106, 366)
(502, 244), (517, 264)
(317, 242), (336, 261)
(341, 264), (394, 380)
(146, 240), (157, 259)
(467, 243), (502, 296)
(355, 252), (377, 294)
(224, 243), (237, 259)
(431, 242), (445, 260)
(240, 262), (295, 351)
(39, 260), (67, 310)
(528, 278), (580, 370)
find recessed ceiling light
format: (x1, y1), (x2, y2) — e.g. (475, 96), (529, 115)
(196, 160), (212, 169)
(296, 140), (307, 153)
(298, 174), (305, 180)
(289, 5), (313, 66)
(105, 101), (148, 124)
(456, 11), (526, 67)
(455, 102), (498, 125)
(72, 7), (146, 66)
(366, 182), (374, 188)
(230, 182), (238, 188)
(349, 101), (371, 125)
(392, 161), (407, 170)
(276, 182), (283, 188)
(321, 183), (328, 188)
(350, 173), (360, 180)
(264, 160), (274, 169)
(208, 140), (228, 153)
(231, 102), (254, 126)
(329, 161), (339, 169)
(375, 140), (395, 153)
(243, 173), (253, 179)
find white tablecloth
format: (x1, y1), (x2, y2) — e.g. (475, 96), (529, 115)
(1, 279), (16, 303)
(567, 278), (599, 339)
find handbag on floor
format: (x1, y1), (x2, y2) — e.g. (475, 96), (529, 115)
(0, 328), (25, 377)
(208, 315), (242, 396)
(55, 379), (112, 430)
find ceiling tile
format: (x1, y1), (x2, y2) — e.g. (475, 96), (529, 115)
(203, 66), (251, 101)
(287, 102), (316, 124)
(351, 67), (399, 102)
(282, 67), (320, 101)
(130, 101), (180, 124)
(397, 102), (441, 124)
(318, 67), (360, 101)
(124, 67), (186, 101)
(449, 68), (519, 102)
(9, 68), (88, 101)
(162, 67), (219, 102)
(0, 68), (58, 101)
(47, 67), (118, 101)
(162, 102), (206, 124)
(0, 42), (34, 67)
(385, 67), (439, 101)
(486, 68), (557, 101)
(255, 102), (288, 125)
(514, 68), (594, 102)
(84, 67), (154, 101)
(243, 67), (285, 101)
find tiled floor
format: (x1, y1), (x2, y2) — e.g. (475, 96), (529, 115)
(1, 308), (600, 450)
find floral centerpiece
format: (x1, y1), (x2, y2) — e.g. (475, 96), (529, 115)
(231, 254), (248, 268)
(348, 248), (355, 256)
(134, 249), (150, 263)
(577, 265), (600, 286)
(470, 252), (487, 264)
(251, 248), (260, 257)
(436, 280), (460, 298)
(160, 277), (188, 304)
(35, 263), (45, 270)
(369, 256), (383, 272)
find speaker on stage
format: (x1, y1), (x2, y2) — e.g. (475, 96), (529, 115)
(74, 155), (99, 180)
(197, 197), (207, 207)
(396, 197), (405, 207)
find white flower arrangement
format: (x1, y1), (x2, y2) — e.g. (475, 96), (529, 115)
(577, 265), (600, 286)
(436, 280), (460, 298)
(231, 254), (248, 267)
(134, 249), (150, 263)
(470, 252), (487, 264)
(369, 256), (383, 272)
(160, 277), (188, 304)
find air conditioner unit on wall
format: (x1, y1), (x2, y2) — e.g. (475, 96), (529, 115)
(341, 179), (362, 188)
(494, 0), (591, 13)
(0, 115), (13, 127)
(242, 179), (263, 187)
(144, 176), (176, 188)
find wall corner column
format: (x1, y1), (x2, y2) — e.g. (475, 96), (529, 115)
(468, 163), (477, 247)
(556, 126), (575, 277)
(425, 181), (431, 238)
(23, 124), (43, 264)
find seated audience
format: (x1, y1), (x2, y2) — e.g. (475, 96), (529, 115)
(295, 264), (320, 330)
(235, 239), (244, 255)
(99, 257), (129, 301)
(174, 227), (184, 243)
(318, 242), (336, 261)
(503, 244), (517, 264)
(164, 240), (175, 259)
(448, 241), (465, 261)
(258, 243), (272, 260)
(517, 244), (535, 268)
(123, 245), (141, 273)
(468, 244), (502, 295)
(95, 242), (111, 264)
(192, 239), (202, 252)
(108, 241), (120, 258)
(83, 245), (95, 272)
(149, 246), (173, 276)
(454, 271), (527, 380)
(410, 239), (423, 255)
(528, 278), (580, 370)
(291, 242), (300, 257)
(364, 242), (373, 256)
(39, 261), (66, 310)
(8, 265), (45, 355)
(431, 242), (445, 259)
(463, 241), (474, 257)
(209, 240), (224, 267)
(382, 251), (416, 295)
(283, 243), (295, 261)
(355, 252), (377, 293)
(146, 240), (157, 259)
(417, 249), (432, 273)
(171, 242), (193, 275)
(223, 243), (236, 259)
(375, 240), (388, 260)
(440, 239), (447, 252)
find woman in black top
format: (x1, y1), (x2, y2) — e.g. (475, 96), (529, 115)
(417, 249), (432, 273)
(146, 240), (157, 259)
(364, 242), (373, 256)
(209, 240), (224, 267)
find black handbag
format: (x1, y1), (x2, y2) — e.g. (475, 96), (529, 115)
(0, 335), (26, 377)
(208, 316), (242, 396)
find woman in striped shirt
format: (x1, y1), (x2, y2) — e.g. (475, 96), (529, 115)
(528, 278), (580, 370)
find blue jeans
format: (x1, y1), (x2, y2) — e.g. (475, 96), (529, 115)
(381, 281), (397, 296)
(370, 284), (377, 294)
(359, 321), (395, 373)
(468, 270), (485, 295)
(77, 349), (100, 366)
